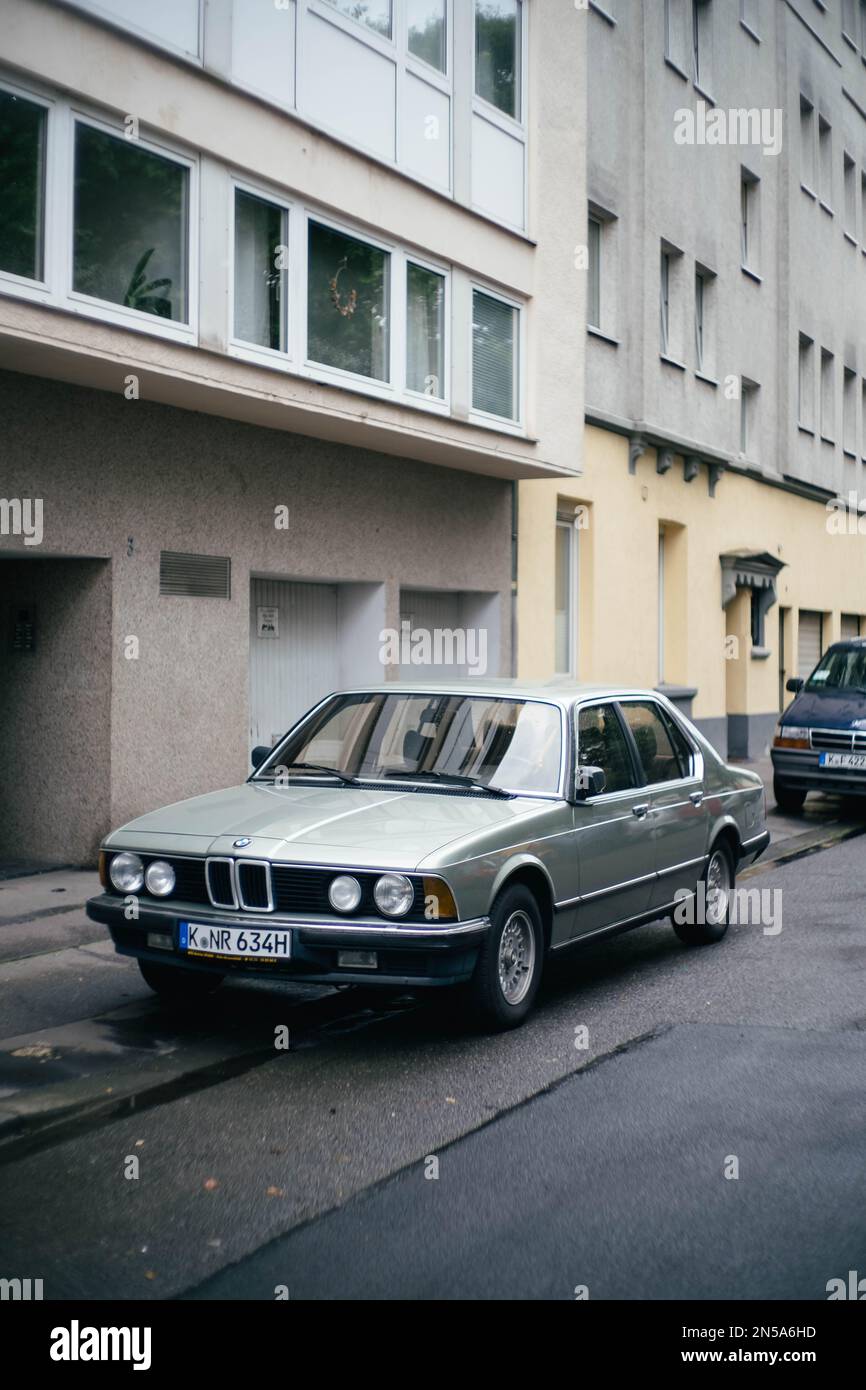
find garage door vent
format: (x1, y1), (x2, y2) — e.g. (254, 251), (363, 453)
(159, 552), (231, 599)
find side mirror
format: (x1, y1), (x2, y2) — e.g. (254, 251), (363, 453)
(786, 678), (804, 694)
(575, 765), (606, 800)
(251, 745), (272, 770)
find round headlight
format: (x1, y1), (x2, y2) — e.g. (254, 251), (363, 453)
(144, 860), (176, 897)
(374, 873), (414, 918)
(329, 875), (362, 913)
(109, 851), (144, 893)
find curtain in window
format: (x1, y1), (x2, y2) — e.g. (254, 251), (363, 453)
(407, 263), (444, 396)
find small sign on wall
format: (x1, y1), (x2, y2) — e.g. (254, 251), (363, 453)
(257, 606), (279, 639)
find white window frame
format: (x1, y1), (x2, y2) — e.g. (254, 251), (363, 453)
(0, 75), (199, 345)
(0, 74), (56, 305)
(228, 176), (293, 369)
(229, 200), (451, 415)
(303, 0), (454, 194)
(67, 107), (198, 344)
(67, 0), (204, 64)
(314, 0), (397, 50)
(469, 280), (524, 432)
(403, 250), (451, 410)
(554, 515), (579, 678)
(404, 0), (452, 79)
(472, 0), (527, 131)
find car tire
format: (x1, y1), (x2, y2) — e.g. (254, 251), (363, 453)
(773, 779), (806, 814)
(468, 884), (543, 1030)
(138, 959), (224, 999)
(672, 840), (735, 947)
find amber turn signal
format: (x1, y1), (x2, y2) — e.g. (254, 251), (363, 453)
(422, 876), (458, 922)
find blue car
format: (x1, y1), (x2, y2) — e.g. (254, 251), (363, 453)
(771, 639), (866, 812)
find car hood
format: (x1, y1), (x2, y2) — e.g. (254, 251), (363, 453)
(105, 782), (556, 870)
(784, 689), (866, 729)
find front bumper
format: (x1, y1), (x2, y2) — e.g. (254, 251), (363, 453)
(771, 748), (866, 797)
(86, 894), (489, 988)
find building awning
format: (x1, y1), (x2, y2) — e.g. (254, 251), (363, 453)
(720, 550), (786, 608)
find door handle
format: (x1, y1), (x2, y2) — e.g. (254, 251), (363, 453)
(689, 791), (704, 807)
(632, 803), (650, 819)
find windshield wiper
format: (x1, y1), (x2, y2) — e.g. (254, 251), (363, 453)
(382, 769), (511, 797)
(261, 762), (360, 786)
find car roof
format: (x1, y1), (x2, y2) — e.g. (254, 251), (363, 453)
(331, 680), (669, 708)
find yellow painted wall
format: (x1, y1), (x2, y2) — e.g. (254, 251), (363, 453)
(517, 424), (866, 721)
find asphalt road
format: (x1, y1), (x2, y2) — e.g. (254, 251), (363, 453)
(0, 833), (864, 1300)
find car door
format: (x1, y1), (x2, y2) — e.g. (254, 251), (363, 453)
(570, 701), (657, 939)
(617, 699), (709, 912)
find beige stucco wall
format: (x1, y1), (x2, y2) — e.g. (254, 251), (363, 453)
(0, 370), (512, 860)
(518, 424), (866, 726)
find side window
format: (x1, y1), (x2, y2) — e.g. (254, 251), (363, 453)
(660, 708), (695, 778)
(620, 702), (685, 784)
(577, 704), (637, 795)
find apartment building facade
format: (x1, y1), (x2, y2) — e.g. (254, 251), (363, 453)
(0, 0), (585, 865)
(518, 0), (866, 758)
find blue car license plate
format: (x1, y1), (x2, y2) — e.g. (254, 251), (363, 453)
(179, 922), (291, 960)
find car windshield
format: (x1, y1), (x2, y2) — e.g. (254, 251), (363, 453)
(805, 647), (866, 693)
(255, 693), (563, 795)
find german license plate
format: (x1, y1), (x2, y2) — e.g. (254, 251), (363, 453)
(819, 752), (866, 770)
(179, 922), (291, 960)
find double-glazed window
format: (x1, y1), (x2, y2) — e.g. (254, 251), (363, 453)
(234, 191), (287, 353)
(0, 88), (46, 283)
(307, 220), (391, 382)
(475, 0), (522, 120)
(408, 0), (447, 71)
(325, 0), (447, 71)
(0, 82), (194, 329)
(231, 193), (459, 409)
(73, 122), (189, 322)
(472, 288), (519, 420)
(555, 512), (578, 676)
(406, 260), (445, 396)
(326, 0), (393, 39)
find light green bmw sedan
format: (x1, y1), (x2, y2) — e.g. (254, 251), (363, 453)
(87, 683), (769, 1030)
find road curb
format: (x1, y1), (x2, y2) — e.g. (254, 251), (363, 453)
(741, 820), (866, 878)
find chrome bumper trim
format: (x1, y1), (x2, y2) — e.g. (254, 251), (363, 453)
(100, 896), (489, 940)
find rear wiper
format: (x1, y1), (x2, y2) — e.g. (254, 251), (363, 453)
(263, 762), (360, 786)
(383, 769), (511, 797)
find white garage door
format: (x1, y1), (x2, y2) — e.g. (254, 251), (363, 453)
(250, 579), (339, 749)
(798, 610), (823, 679)
(841, 613), (861, 640)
